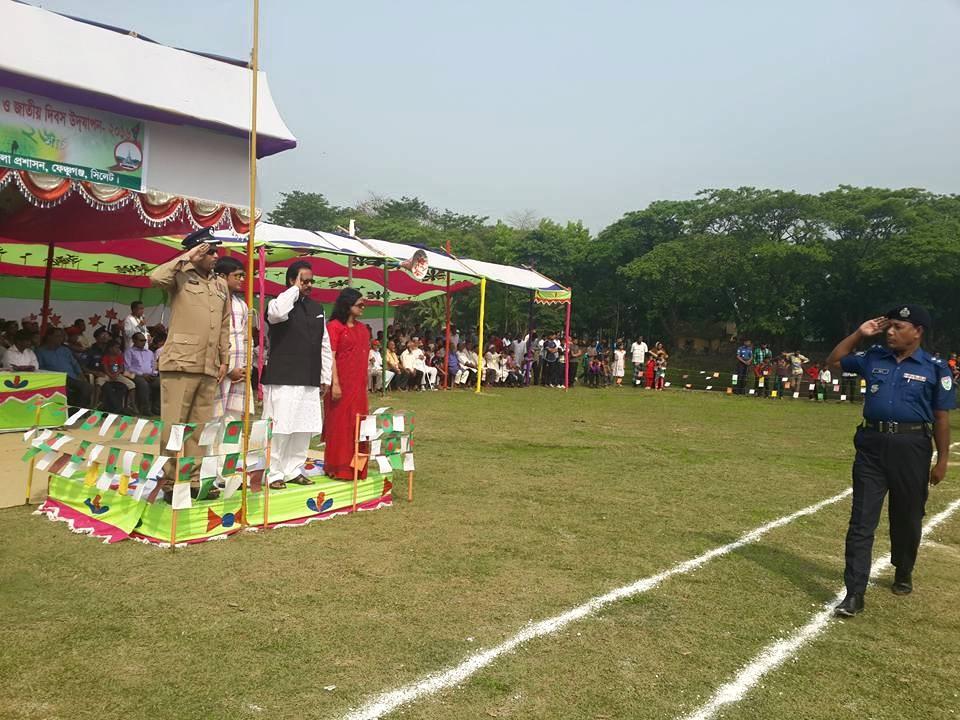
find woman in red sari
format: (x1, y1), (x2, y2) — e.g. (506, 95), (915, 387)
(323, 289), (370, 479)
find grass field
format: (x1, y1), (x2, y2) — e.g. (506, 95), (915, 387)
(1, 387), (958, 720)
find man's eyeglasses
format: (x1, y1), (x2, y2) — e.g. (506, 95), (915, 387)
(300, 278), (315, 285)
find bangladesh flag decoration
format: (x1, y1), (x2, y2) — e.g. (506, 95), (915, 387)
(81, 411), (105, 431)
(139, 453), (154, 479)
(112, 415), (135, 440)
(104, 447), (120, 475)
(222, 452), (240, 476)
(178, 458), (195, 482)
(223, 421), (243, 445)
(72, 440), (92, 464)
(143, 420), (162, 446)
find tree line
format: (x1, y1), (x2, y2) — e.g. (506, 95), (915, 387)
(267, 186), (960, 352)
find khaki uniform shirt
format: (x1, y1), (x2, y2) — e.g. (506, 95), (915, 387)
(149, 256), (230, 377)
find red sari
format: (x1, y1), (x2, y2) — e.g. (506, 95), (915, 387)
(323, 319), (371, 479)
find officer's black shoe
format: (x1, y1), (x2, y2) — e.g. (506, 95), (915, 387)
(834, 593), (865, 617)
(892, 570), (913, 595)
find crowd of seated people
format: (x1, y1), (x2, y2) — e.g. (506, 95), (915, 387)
(0, 303), (165, 413)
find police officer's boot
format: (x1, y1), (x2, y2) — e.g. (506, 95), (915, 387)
(892, 569), (913, 595)
(834, 592), (865, 617)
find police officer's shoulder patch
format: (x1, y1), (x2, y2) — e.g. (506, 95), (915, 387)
(942, 376), (953, 391)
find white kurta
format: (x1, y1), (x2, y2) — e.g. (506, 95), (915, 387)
(261, 285), (333, 435)
(613, 349), (626, 377)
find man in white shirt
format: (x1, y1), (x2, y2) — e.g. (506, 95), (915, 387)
(414, 340), (438, 389)
(123, 301), (150, 348)
(399, 339), (423, 390)
(630, 336), (648, 386)
(455, 343), (472, 386)
(4, 330), (38, 370)
(369, 340), (394, 391)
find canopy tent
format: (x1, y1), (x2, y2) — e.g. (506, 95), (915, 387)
(1, 1), (295, 207)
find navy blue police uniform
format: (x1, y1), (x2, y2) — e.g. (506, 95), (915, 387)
(840, 331), (955, 597)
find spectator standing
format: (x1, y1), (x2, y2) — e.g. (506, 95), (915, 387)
(612, 342), (626, 386)
(630, 336), (648, 386)
(735, 339), (753, 394)
(788, 350), (809, 393)
(123, 301), (150, 348)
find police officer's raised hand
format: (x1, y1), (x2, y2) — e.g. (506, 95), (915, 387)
(186, 242), (212, 265)
(857, 317), (888, 337)
(930, 460), (948, 486)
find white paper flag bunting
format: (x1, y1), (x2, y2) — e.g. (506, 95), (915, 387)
(120, 451), (136, 476)
(375, 455), (392, 474)
(132, 479), (156, 502)
(130, 417), (150, 443)
(370, 439), (382, 456)
(793, 392), (800, 399)
(171, 482), (192, 509)
(392, 415), (405, 433)
(32, 429), (53, 447)
(809, 384), (815, 391)
(50, 434), (72, 451)
(373, 407), (390, 415)
(245, 451), (265, 471)
(166, 424), (186, 451)
(402, 453), (415, 471)
(748, 389), (756, 395)
(65, 407), (88, 426)
(200, 455), (220, 480)
(98, 413), (119, 437)
(840, 395), (847, 401)
(96, 472), (115, 491)
(198, 420), (222, 447)
(706, 385), (713, 391)
(147, 455), (169, 479)
(249, 420), (269, 447)
(35, 451), (58, 471)
(400, 436), (409, 453)
(358, 416), (377, 440)
(222, 475), (243, 499)
(61, 462), (80, 478)
(22, 427), (37, 442)
(86, 444), (104, 466)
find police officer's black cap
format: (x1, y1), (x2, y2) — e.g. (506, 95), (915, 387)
(181, 227), (222, 250)
(885, 304), (932, 329)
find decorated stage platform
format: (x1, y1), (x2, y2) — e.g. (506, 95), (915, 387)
(37, 464), (394, 545)
(24, 407), (415, 547)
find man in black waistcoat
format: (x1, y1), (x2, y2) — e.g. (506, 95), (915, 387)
(261, 261), (332, 489)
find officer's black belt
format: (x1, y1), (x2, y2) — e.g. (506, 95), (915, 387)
(861, 420), (930, 435)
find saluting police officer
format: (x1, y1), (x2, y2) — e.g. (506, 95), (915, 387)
(826, 305), (954, 617)
(149, 228), (230, 494)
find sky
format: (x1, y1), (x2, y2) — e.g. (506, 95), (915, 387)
(28, 0), (960, 233)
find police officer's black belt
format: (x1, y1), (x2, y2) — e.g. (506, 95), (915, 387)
(861, 420), (929, 434)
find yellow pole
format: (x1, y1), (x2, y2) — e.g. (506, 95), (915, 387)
(475, 277), (487, 393)
(240, 0), (260, 530)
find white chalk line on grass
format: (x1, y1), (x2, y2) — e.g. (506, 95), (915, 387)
(337, 489), (853, 720)
(678, 496), (960, 720)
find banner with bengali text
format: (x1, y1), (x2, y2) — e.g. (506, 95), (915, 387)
(0, 89), (148, 190)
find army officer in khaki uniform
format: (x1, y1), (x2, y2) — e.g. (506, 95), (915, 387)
(149, 228), (230, 489)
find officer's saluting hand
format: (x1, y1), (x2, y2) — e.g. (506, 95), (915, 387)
(825, 305), (955, 618)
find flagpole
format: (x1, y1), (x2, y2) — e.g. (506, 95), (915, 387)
(240, 0), (260, 530)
